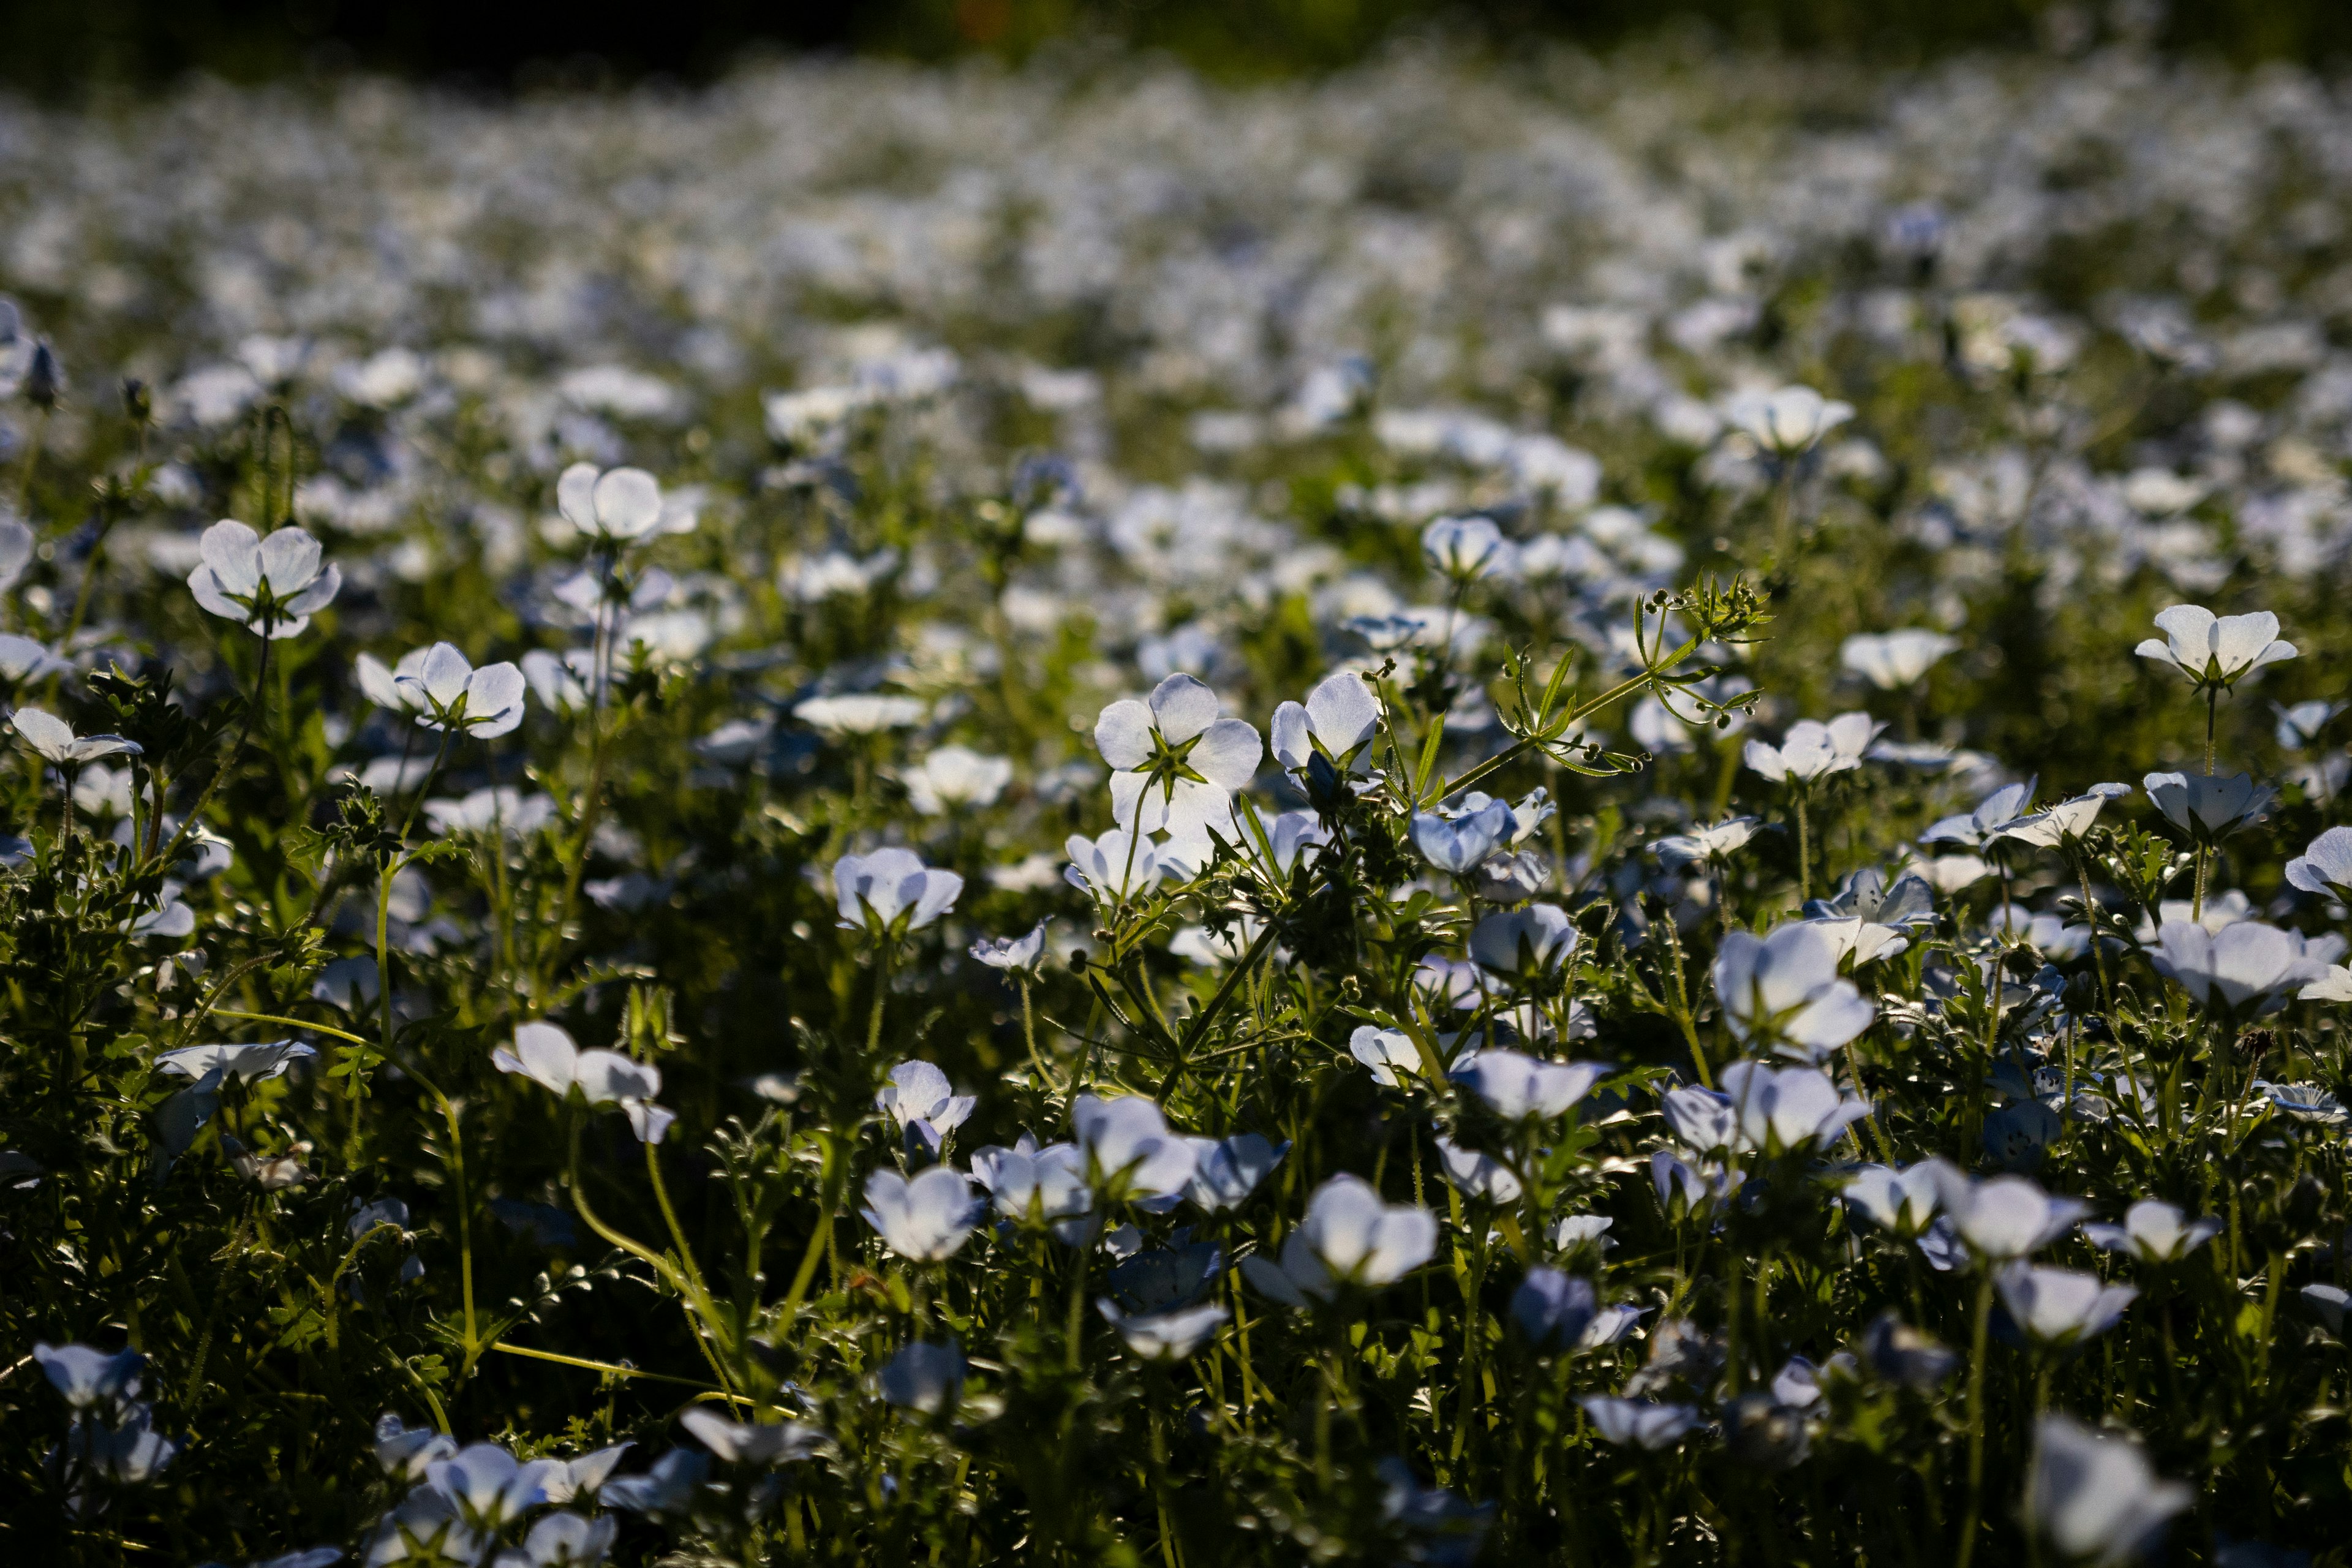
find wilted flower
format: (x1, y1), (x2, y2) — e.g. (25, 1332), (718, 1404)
(374, 1414), (456, 1479)
(861, 1167), (986, 1261)
(2251, 1080), (2348, 1125)
(187, 520), (341, 638)
(2022, 1416), (2191, 1564)
(2135, 605), (2296, 690)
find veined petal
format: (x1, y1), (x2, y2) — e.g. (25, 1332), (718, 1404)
(1147, 673), (1220, 744)
(1188, 718), (1262, 791)
(199, 519), (264, 597)
(1093, 699), (1155, 770)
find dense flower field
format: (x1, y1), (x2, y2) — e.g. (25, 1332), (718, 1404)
(6, 34), (2352, 1566)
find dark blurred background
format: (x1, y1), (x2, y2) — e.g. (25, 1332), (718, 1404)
(5, 0), (2346, 93)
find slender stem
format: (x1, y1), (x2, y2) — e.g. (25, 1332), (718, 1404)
(158, 633), (271, 873)
(1956, 1271), (1996, 1568)
(1793, 788), (1811, 908)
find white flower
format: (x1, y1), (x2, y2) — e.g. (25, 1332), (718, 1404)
(424, 1443), (565, 1532)
(877, 1340), (964, 1414)
(795, 694), (925, 734)
(186, 520), (341, 638)
(833, 848), (963, 935)
(491, 1022), (674, 1142)
(1654, 816), (1758, 869)
(2141, 771), (2272, 843)
(970, 921), (1048, 974)
(2134, 604), (2296, 688)
(1096, 1299), (1229, 1360)
(1578, 1396), (1703, 1450)
(555, 464), (675, 546)
(1997, 1263), (2136, 1347)
(1240, 1175), (1437, 1305)
(2301, 964), (2352, 1003)
(1468, 903), (1579, 979)
(1182, 1133), (1287, 1211)
(2082, 1200), (2222, 1264)
(0, 634), (69, 684)
(32, 1342), (144, 1409)
(1839, 630), (1959, 689)
(2286, 826), (2352, 900)
(1411, 798), (1513, 873)
(1926, 1168), (2086, 1262)
(1448, 1049), (1604, 1120)
(1072, 1094), (1198, 1201)
(12, 707), (140, 767)
(1919, 778), (2037, 851)
(1422, 514), (1514, 580)
(1093, 673), (1262, 837)
(677, 1408), (826, 1466)
(393, 643), (527, 738)
(903, 745), (1014, 814)
(971, 1137), (1091, 1234)
(1433, 1136), (1522, 1203)
(1065, 829), (1162, 902)
(2150, 919), (2332, 1016)
(2254, 1079), (2348, 1124)
(1743, 714), (1882, 784)
(1992, 784), (2132, 850)
(1270, 670), (1382, 774)
(491, 1510), (618, 1568)
(424, 788), (556, 839)
(875, 1060), (975, 1153)
(1711, 922), (1875, 1061)
(2022, 1416), (2190, 1565)
(1714, 1060), (1873, 1154)
(1349, 1025), (1425, 1087)
(157, 1041), (315, 1084)
(357, 647), (432, 715)
(860, 1167), (985, 1262)
(1721, 384), (1854, 455)
(1842, 1163), (1943, 1237)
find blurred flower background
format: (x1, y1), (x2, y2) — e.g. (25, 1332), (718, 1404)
(4, 2), (2352, 1566)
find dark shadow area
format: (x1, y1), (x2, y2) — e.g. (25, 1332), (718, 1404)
(3, 0), (2349, 95)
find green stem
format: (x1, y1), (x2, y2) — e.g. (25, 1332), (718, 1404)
(1956, 1271), (1995, 1568)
